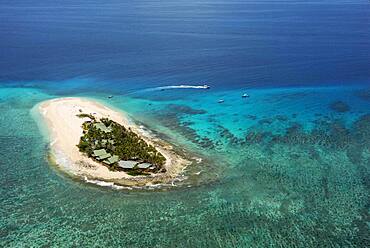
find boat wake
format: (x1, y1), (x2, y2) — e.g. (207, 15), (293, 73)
(154, 84), (210, 90)
(125, 84), (210, 96)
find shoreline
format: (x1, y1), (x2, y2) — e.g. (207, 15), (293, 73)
(37, 97), (191, 187)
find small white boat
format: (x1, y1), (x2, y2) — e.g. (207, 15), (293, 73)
(203, 84), (210, 89)
(218, 99), (224, 103)
(242, 93), (249, 98)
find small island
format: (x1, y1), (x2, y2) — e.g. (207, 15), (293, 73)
(37, 97), (189, 187)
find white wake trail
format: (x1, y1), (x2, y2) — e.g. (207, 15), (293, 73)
(122, 84), (210, 96)
(156, 85), (210, 90)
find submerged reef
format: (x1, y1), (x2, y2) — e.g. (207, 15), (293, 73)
(157, 104), (216, 149)
(152, 104), (370, 246)
(329, 101), (350, 113)
(275, 115), (288, 122)
(355, 88), (370, 102)
(166, 104), (207, 115)
(244, 115), (369, 246)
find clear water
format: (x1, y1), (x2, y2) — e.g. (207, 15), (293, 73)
(0, 0), (369, 247)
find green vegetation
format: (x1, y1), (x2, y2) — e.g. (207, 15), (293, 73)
(77, 115), (166, 173)
(76, 113), (96, 120)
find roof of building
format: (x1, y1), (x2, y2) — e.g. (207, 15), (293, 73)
(104, 155), (119, 165)
(137, 163), (152, 169)
(94, 122), (112, 132)
(98, 153), (111, 160)
(118, 160), (138, 169)
(93, 149), (107, 157)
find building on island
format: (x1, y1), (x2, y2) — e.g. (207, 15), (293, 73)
(94, 123), (112, 132)
(104, 155), (119, 165)
(137, 163), (152, 169)
(93, 149), (107, 157)
(118, 161), (138, 169)
(92, 149), (111, 160)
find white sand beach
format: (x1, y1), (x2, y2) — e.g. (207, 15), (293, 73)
(38, 97), (189, 187)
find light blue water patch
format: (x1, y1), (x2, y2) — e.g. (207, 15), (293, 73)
(121, 85), (370, 146)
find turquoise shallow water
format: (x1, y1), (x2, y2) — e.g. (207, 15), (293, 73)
(0, 83), (369, 247)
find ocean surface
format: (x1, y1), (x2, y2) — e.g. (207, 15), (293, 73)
(0, 0), (369, 247)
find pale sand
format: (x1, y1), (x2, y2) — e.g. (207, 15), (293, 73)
(38, 97), (190, 187)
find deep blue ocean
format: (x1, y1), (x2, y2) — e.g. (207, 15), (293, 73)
(0, 0), (369, 247)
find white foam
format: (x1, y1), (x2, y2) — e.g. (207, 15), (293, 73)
(53, 149), (75, 171)
(83, 177), (132, 190)
(50, 139), (57, 146)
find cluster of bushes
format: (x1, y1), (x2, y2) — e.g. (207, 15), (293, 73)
(77, 117), (166, 169)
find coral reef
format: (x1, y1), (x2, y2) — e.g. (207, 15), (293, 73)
(355, 88), (370, 101)
(166, 110), (369, 246)
(143, 99), (369, 246)
(330, 101), (350, 113)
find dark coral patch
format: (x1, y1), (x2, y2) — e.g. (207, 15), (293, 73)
(246, 115), (257, 120)
(258, 118), (274, 125)
(217, 125), (243, 145)
(167, 104), (207, 115)
(354, 89), (370, 101)
(242, 113), (370, 152)
(245, 131), (272, 144)
(329, 101), (350, 113)
(352, 114), (370, 145)
(156, 110), (216, 149)
(275, 115), (288, 122)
